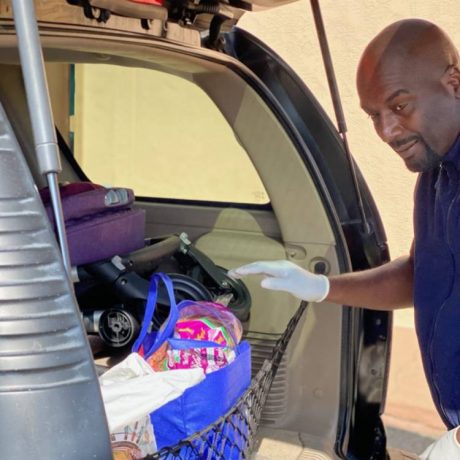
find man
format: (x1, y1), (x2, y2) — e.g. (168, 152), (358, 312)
(229, 19), (460, 459)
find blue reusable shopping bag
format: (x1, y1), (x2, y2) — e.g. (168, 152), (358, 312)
(132, 273), (251, 450)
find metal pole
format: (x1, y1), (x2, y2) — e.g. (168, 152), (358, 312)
(310, 0), (371, 235)
(11, 0), (72, 275)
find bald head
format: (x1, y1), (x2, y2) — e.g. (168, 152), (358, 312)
(356, 19), (460, 173)
(357, 19), (459, 93)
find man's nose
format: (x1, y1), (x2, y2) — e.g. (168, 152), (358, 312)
(376, 112), (403, 144)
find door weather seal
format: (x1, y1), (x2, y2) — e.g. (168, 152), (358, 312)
(310, 0), (371, 235)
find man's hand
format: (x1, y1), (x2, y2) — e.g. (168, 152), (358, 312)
(228, 260), (330, 302)
(420, 427), (460, 459)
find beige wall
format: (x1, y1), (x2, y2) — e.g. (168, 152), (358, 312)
(240, 1), (460, 329)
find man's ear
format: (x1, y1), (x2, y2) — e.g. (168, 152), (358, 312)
(444, 65), (460, 97)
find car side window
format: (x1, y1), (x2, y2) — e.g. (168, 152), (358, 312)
(71, 63), (269, 205)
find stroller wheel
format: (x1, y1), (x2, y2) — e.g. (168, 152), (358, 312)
(168, 273), (213, 302)
(98, 308), (140, 348)
(214, 266), (251, 322)
(188, 265), (251, 322)
(150, 273), (214, 329)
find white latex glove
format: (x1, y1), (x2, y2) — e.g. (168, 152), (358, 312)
(420, 427), (460, 460)
(228, 260), (330, 302)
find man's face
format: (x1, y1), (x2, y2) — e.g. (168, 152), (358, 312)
(358, 61), (459, 172)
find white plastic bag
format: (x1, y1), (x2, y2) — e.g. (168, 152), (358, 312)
(99, 352), (205, 457)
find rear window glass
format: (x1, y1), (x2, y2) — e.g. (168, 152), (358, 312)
(71, 64), (269, 205)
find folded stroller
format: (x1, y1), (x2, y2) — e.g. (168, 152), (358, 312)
(40, 182), (251, 349)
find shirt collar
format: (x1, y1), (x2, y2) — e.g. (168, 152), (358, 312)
(441, 135), (460, 169)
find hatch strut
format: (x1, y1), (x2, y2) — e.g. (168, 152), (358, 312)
(310, 0), (371, 235)
(11, 0), (72, 276)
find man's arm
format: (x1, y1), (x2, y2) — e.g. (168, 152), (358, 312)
(228, 250), (414, 311)
(327, 254), (413, 310)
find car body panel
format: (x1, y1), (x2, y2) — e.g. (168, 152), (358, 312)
(0, 98), (112, 459)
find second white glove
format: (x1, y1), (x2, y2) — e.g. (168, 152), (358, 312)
(228, 260), (330, 302)
(420, 427), (460, 460)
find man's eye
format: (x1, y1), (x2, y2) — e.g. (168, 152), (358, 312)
(394, 103), (407, 112)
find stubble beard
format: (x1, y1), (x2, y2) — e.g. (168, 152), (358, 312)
(405, 137), (442, 173)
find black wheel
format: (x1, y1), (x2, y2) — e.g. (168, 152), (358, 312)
(98, 308), (139, 348)
(189, 265), (251, 322)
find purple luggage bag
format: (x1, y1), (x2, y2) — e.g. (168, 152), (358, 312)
(40, 182), (146, 266)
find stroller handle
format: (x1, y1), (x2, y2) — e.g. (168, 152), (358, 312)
(121, 234), (182, 271)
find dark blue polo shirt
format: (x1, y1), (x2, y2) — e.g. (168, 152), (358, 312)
(414, 136), (460, 429)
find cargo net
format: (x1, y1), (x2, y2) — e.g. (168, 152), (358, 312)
(144, 301), (308, 460)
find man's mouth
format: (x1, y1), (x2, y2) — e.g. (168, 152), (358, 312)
(395, 140), (418, 159)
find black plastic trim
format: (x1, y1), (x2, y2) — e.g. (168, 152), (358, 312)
(56, 128), (90, 181)
(135, 195), (273, 211)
